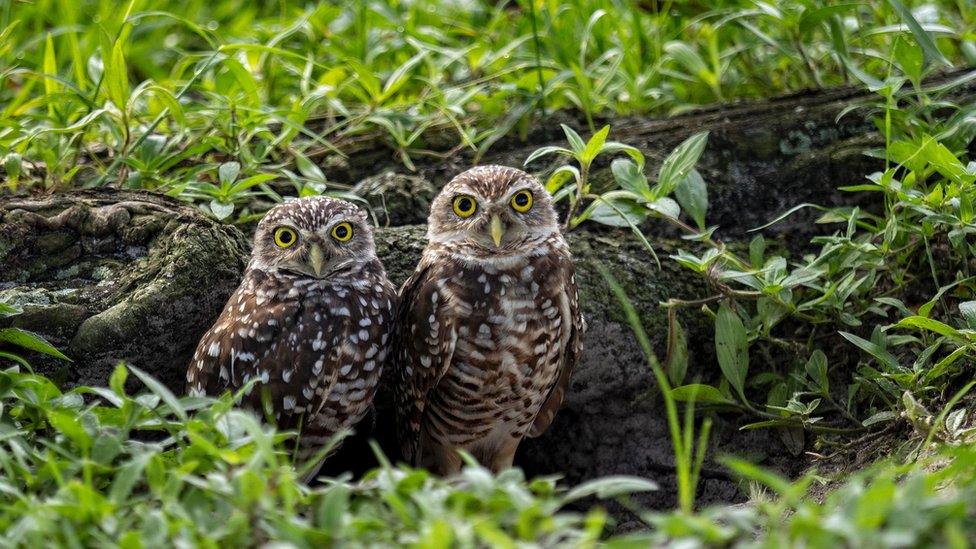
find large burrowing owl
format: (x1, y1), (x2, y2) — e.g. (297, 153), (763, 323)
(394, 165), (583, 475)
(187, 197), (396, 468)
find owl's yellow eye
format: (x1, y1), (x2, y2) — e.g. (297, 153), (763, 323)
(510, 190), (533, 213)
(273, 227), (298, 248)
(452, 195), (478, 218)
(331, 222), (353, 242)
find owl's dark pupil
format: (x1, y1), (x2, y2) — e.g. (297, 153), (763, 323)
(459, 198), (472, 211)
(336, 226), (348, 238)
(280, 231), (293, 243)
(515, 193), (529, 206)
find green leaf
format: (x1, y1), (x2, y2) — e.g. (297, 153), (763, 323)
(3, 153), (21, 192)
(210, 200), (234, 220)
(578, 190), (647, 228)
(563, 476), (658, 503)
(894, 38), (924, 84)
(839, 332), (904, 372)
(886, 0), (951, 69)
(47, 409), (92, 452)
(646, 197), (680, 220)
(610, 158), (649, 195)
(546, 165), (580, 194)
(110, 452), (151, 503)
(657, 132), (709, 195)
(960, 301), (976, 328)
(670, 384), (733, 405)
(0, 301), (22, 317)
(749, 235), (766, 268)
(581, 125), (610, 165)
(0, 328), (70, 360)
(105, 35), (130, 111)
(110, 363), (128, 397)
(43, 33), (59, 114)
(294, 152), (326, 182)
(804, 350), (828, 394)
(862, 410), (899, 427)
(674, 169), (708, 229)
(600, 142), (645, 170)
(218, 161), (241, 186)
(523, 146), (573, 166)
(715, 303), (749, 403)
(798, 4), (859, 37)
(665, 312), (688, 386)
(560, 124), (586, 155)
(892, 316), (963, 339)
(128, 365), (187, 421)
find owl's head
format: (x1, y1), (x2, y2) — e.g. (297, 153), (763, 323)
(251, 197), (378, 279)
(427, 165), (559, 259)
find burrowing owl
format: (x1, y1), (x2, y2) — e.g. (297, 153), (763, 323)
(394, 165), (583, 475)
(187, 196), (396, 469)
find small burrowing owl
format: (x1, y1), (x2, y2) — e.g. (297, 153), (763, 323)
(187, 197), (396, 470)
(394, 165), (583, 475)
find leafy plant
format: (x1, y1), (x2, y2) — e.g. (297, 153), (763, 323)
(0, 363), (657, 546)
(644, 445), (976, 547)
(525, 28), (976, 443)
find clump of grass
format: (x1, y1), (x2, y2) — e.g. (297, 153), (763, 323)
(2, 0), (973, 217)
(525, 14), (976, 457)
(0, 361), (658, 546)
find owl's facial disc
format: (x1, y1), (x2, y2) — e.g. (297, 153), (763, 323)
(279, 228), (358, 279)
(428, 166), (559, 259)
(252, 196), (376, 279)
(451, 187), (540, 249)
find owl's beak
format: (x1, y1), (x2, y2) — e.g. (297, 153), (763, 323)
(490, 214), (504, 247)
(308, 243), (326, 278)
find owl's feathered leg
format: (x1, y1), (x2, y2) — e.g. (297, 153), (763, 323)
(418, 431), (463, 476)
(485, 435), (520, 474)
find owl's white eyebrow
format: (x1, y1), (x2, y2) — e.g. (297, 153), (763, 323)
(452, 186), (483, 198)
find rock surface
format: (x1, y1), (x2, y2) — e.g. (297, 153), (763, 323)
(0, 190), (249, 390)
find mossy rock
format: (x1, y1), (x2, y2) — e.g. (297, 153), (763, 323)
(0, 190), (249, 389)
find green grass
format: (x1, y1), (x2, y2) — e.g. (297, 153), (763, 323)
(0, 362), (662, 546)
(1, 1), (974, 215)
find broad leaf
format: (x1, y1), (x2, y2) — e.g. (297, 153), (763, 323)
(657, 131), (709, 195)
(610, 158), (649, 195)
(886, 0), (950, 69)
(674, 169), (708, 229)
(0, 328), (70, 360)
(670, 384), (733, 405)
(804, 350), (828, 394)
(581, 125), (610, 165)
(218, 161), (241, 186)
(715, 303), (749, 402)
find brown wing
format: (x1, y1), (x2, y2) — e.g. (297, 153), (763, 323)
(393, 257), (456, 465)
(186, 273), (358, 433)
(528, 256), (584, 438)
(187, 276), (301, 402)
